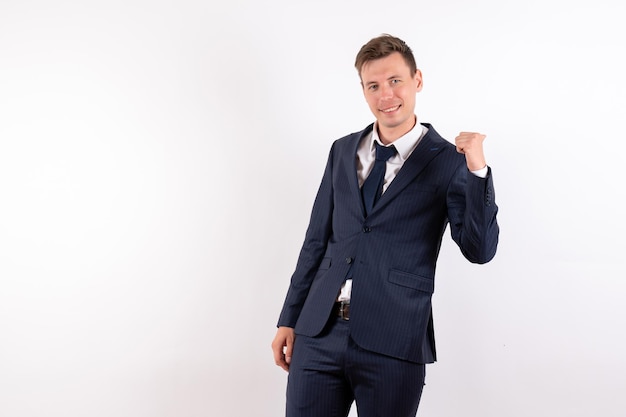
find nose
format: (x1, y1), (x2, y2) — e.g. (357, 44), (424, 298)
(379, 83), (393, 99)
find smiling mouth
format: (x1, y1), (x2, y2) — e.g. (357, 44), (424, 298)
(380, 105), (401, 113)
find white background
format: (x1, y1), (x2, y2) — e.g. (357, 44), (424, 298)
(1, 0), (625, 416)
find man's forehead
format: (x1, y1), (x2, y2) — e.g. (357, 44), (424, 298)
(361, 56), (412, 81)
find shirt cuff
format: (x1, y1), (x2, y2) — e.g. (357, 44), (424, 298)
(470, 165), (488, 178)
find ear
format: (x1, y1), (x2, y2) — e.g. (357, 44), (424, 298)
(414, 69), (423, 92)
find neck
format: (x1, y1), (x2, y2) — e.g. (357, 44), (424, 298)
(377, 116), (417, 145)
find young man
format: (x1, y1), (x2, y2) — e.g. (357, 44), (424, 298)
(272, 34), (499, 417)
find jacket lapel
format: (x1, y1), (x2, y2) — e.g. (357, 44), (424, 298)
(370, 124), (446, 215)
(343, 124), (373, 215)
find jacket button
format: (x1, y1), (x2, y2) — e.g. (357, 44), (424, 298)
(363, 226), (371, 233)
(345, 257), (353, 264)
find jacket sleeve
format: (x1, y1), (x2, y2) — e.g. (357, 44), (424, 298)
(446, 164), (499, 264)
(277, 143), (336, 327)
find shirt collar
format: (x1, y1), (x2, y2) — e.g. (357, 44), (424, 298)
(370, 118), (428, 161)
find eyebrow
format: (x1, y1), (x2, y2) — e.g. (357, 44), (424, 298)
(364, 75), (402, 86)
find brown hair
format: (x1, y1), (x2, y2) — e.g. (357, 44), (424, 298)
(354, 34), (417, 78)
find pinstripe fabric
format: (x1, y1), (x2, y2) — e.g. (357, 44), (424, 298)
(287, 317), (425, 417)
(278, 122), (499, 364)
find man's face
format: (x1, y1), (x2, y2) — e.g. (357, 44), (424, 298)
(360, 52), (423, 140)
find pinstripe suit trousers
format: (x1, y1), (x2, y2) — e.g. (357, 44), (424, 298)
(286, 314), (426, 417)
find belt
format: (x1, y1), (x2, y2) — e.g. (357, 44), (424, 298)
(335, 301), (350, 320)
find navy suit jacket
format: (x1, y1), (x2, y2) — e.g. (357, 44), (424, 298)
(277, 123), (499, 363)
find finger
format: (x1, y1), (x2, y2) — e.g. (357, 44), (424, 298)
(271, 340), (289, 371)
(272, 345), (282, 364)
(278, 358), (289, 372)
(285, 337), (294, 365)
(274, 350), (289, 372)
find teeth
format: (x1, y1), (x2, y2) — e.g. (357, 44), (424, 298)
(381, 105), (400, 113)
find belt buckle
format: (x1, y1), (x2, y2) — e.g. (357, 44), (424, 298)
(338, 301), (350, 321)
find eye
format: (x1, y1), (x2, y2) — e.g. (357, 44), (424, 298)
(368, 84), (378, 91)
(391, 79), (401, 85)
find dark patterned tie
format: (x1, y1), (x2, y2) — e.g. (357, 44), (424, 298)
(361, 142), (397, 216)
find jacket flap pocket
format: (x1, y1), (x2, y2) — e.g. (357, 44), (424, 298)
(388, 270), (434, 293)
